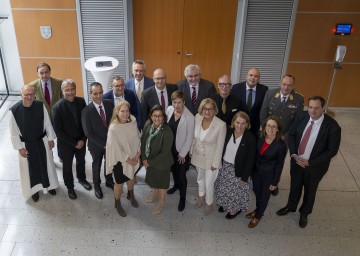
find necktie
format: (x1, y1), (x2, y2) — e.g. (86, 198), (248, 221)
(136, 82), (142, 102)
(160, 91), (165, 110)
(44, 82), (51, 106)
(247, 89), (253, 110)
(222, 98), (226, 114)
(99, 105), (107, 127)
(298, 121), (314, 155)
(191, 86), (197, 107)
(281, 96), (287, 107)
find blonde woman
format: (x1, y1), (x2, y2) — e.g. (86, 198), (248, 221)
(106, 101), (141, 217)
(191, 98), (226, 215)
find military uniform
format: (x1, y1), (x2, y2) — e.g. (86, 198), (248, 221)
(260, 89), (304, 138)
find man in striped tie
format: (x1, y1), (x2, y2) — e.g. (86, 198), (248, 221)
(276, 96), (341, 228)
(81, 82), (115, 199)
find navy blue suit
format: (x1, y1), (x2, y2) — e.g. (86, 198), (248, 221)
(286, 111), (341, 215)
(125, 76), (154, 128)
(103, 89), (140, 129)
(231, 82), (268, 136)
(252, 137), (287, 219)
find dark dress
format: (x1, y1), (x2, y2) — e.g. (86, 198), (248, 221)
(141, 121), (174, 189)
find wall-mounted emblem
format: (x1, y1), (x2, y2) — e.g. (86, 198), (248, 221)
(40, 26), (52, 39)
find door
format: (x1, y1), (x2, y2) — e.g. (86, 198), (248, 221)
(133, 0), (238, 85)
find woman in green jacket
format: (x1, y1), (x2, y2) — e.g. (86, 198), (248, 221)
(141, 105), (174, 214)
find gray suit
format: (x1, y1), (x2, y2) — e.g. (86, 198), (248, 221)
(177, 78), (217, 115)
(260, 89), (304, 138)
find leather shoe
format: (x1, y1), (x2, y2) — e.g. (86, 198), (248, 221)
(32, 192), (39, 202)
(271, 187), (279, 196)
(48, 189), (56, 195)
(246, 210), (256, 219)
(94, 186), (103, 199)
(276, 207), (296, 216)
(79, 180), (92, 191)
(178, 198), (186, 212)
(299, 214), (308, 228)
(218, 206), (225, 213)
(105, 182), (114, 190)
(248, 218), (261, 228)
(68, 189), (77, 200)
(167, 186), (178, 195)
(225, 210), (241, 219)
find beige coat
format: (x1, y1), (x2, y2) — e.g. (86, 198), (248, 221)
(190, 114), (226, 170)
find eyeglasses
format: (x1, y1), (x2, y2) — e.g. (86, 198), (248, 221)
(23, 93), (35, 97)
(91, 92), (103, 96)
(187, 74), (199, 79)
(151, 114), (164, 118)
(203, 107), (214, 112)
(266, 124), (278, 129)
(218, 83), (232, 88)
(63, 88), (76, 93)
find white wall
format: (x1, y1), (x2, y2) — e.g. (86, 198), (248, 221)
(0, 0), (24, 94)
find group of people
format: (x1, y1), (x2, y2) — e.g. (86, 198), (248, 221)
(9, 61), (341, 229)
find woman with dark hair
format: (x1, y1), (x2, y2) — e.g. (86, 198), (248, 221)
(166, 90), (195, 212)
(106, 101), (141, 217)
(141, 105), (174, 214)
(247, 116), (287, 228)
(214, 111), (256, 219)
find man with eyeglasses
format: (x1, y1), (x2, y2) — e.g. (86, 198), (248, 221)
(81, 82), (115, 199)
(103, 76), (140, 129)
(52, 79), (92, 200)
(177, 64), (217, 115)
(212, 74), (240, 126)
(141, 68), (177, 128)
(9, 84), (59, 202)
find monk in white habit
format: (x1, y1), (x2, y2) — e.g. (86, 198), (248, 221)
(9, 84), (59, 202)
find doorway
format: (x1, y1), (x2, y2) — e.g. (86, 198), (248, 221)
(133, 0), (238, 84)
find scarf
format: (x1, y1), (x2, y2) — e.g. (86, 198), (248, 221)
(145, 123), (163, 157)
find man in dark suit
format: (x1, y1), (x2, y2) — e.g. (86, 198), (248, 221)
(125, 60), (155, 128)
(212, 74), (240, 127)
(177, 64), (217, 115)
(52, 79), (92, 200)
(277, 96), (341, 228)
(103, 76), (140, 129)
(141, 68), (177, 127)
(231, 68), (268, 136)
(81, 82), (115, 199)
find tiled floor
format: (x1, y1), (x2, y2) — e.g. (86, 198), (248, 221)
(0, 97), (359, 256)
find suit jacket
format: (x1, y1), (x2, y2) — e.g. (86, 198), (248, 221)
(177, 78), (217, 115)
(190, 114), (226, 170)
(51, 97), (87, 148)
(140, 84), (178, 128)
(30, 77), (63, 116)
(212, 93), (240, 127)
(166, 105), (195, 157)
(260, 89), (304, 136)
(81, 99), (114, 152)
(103, 89), (140, 129)
(222, 128), (256, 182)
(288, 111), (341, 174)
(253, 137), (287, 185)
(231, 81), (268, 135)
(141, 120), (174, 172)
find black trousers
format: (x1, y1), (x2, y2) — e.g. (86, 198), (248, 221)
(286, 161), (326, 215)
(170, 153), (188, 199)
(252, 171), (272, 219)
(60, 143), (86, 189)
(89, 147), (113, 186)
